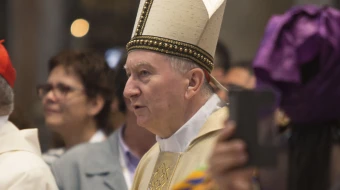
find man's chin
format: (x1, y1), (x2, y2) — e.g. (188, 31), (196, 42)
(136, 117), (150, 129)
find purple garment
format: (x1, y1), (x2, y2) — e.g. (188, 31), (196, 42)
(118, 125), (140, 179)
(253, 5), (340, 124)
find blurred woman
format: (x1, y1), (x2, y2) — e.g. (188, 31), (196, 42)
(37, 50), (114, 166)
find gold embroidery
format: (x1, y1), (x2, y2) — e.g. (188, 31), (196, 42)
(148, 152), (181, 190)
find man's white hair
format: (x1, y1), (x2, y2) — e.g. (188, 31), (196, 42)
(0, 76), (14, 115)
(166, 55), (213, 97)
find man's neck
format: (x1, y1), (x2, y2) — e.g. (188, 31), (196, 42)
(123, 111), (155, 158)
(156, 94), (221, 152)
(159, 94), (212, 139)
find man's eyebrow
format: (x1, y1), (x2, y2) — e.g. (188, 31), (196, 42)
(124, 62), (151, 70)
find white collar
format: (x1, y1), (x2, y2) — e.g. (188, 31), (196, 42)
(156, 94), (223, 152)
(0, 115), (9, 128)
(89, 129), (106, 143)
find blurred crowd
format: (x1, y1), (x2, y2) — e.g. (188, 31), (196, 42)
(1, 2), (340, 190)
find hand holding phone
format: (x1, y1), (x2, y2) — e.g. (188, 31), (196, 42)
(228, 86), (278, 167)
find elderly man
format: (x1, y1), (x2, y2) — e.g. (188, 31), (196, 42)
(123, 0), (228, 189)
(0, 40), (57, 189)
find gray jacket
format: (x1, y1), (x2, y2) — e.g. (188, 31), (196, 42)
(51, 131), (128, 190)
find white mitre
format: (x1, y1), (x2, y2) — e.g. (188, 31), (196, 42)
(126, 0), (227, 89)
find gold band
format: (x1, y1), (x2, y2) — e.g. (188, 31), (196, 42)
(126, 35), (214, 73)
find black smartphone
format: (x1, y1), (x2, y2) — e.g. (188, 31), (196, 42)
(228, 86), (278, 167)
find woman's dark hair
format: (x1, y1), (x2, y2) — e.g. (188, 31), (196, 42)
(48, 50), (114, 130)
(112, 53), (128, 113)
(214, 41), (231, 72)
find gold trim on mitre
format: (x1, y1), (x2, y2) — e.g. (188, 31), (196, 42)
(126, 35), (214, 73)
(126, 0), (227, 77)
(133, 0), (153, 37)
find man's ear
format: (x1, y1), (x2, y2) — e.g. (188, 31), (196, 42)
(87, 95), (105, 117)
(184, 68), (205, 99)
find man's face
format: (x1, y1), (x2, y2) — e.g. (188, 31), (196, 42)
(124, 50), (187, 136)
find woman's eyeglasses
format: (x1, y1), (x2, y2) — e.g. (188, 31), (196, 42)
(36, 83), (83, 99)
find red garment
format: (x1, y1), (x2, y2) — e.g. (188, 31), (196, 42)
(0, 40), (16, 87)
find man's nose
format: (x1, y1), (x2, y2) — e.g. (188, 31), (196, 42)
(123, 78), (141, 99)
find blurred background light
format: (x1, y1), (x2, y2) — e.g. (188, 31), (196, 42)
(70, 18), (89, 38)
(105, 47), (124, 69)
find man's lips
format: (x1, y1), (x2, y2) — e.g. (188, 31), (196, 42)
(133, 105), (146, 110)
